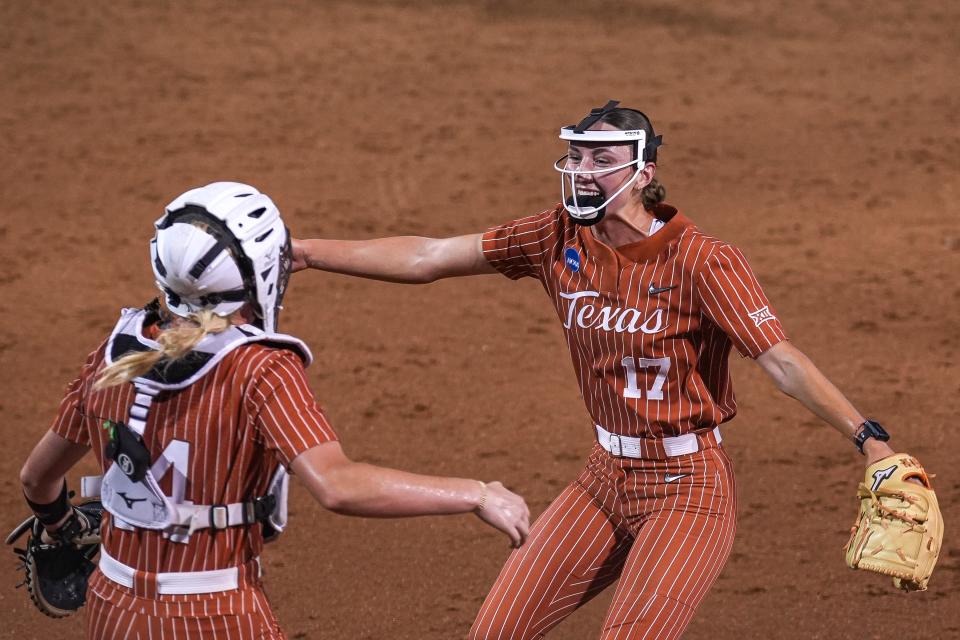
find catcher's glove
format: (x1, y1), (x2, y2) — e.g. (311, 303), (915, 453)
(5, 500), (103, 617)
(844, 453), (943, 591)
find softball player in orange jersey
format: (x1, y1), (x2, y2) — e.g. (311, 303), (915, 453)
(292, 101), (903, 639)
(18, 182), (529, 639)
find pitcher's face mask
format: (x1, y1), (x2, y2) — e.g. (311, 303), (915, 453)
(553, 100), (663, 226)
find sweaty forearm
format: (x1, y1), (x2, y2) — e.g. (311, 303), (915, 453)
(320, 462), (484, 517)
(300, 237), (437, 284)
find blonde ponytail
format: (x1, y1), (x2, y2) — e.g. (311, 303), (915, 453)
(94, 309), (232, 391)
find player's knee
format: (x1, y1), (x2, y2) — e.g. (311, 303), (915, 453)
(601, 592), (695, 640)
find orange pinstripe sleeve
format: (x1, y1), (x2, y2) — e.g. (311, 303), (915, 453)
(480, 207), (564, 281)
(247, 350), (338, 466)
(696, 243), (787, 358)
(49, 340), (108, 446)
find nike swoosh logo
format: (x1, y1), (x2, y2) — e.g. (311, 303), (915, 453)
(664, 473), (691, 484)
(648, 284), (677, 295)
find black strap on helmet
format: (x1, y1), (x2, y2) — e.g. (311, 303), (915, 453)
(161, 285), (247, 309)
(188, 235), (232, 279)
(197, 289), (248, 306)
(572, 99), (621, 133)
(615, 105), (663, 161)
(159, 204), (257, 300)
(641, 130), (663, 162)
(164, 289), (182, 308)
(158, 205), (248, 283)
(570, 99), (664, 161)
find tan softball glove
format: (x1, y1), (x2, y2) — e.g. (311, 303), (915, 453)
(844, 453), (943, 591)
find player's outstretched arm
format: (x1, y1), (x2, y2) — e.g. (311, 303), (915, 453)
(291, 233), (495, 284)
(755, 341), (895, 464)
(290, 441), (530, 547)
(758, 341), (940, 591)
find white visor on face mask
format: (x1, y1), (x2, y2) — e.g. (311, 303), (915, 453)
(554, 128), (648, 224)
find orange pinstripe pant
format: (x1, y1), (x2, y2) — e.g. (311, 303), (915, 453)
(471, 442), (737, 640)
(85, 570), (285, 639)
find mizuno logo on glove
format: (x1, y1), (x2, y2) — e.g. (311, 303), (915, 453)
(870, 464), (897, 491)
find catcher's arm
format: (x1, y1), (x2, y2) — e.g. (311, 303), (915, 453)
(756, 341), (895, 463)
(291, 441), (530, 547)
(20, 430), (91, 527)
(10, 430), (100, 618)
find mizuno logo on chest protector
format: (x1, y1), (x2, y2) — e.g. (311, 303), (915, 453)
(560, 290), (666, 334)
(117, 492), (147, 509)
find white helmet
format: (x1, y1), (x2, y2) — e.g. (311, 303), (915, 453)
(150, 182), (291, 333)
(553, 100), (662, 226)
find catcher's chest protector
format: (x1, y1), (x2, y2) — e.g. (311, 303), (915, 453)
(93, 308), (306, 543)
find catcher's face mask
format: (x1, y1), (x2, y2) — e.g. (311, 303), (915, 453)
(554, 100), (662, 226)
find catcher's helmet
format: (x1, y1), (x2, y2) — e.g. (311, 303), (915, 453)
(554, 100), (662, 226)
(150, 182), (292, 333)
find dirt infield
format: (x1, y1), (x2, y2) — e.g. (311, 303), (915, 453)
(1, 1), (958, 638)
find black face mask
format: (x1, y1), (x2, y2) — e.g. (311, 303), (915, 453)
(558, 100), (664, 228)
(564, 195), (607, 226)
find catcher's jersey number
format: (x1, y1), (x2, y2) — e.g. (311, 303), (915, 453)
(111, 439), (191, 540)
(622, 356), (671, 400)
(155, 439), (191, 542)
(153, 439), (190, 505)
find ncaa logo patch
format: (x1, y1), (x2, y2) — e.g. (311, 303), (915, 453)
(564, 247), (581, 272)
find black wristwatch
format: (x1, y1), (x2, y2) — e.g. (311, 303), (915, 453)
(853, 419), (890, 455)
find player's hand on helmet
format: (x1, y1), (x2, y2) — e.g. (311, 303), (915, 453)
(290, 238), (310, 273)
(474, 481), (530, 548)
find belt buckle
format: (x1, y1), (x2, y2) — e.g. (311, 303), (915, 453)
(609, 434), (623, 457)
(210, 505), (229, 530)
(244, 495), (277, 524)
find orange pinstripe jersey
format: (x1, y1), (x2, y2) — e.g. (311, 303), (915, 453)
(50, 329), (337, 574)
(481, 203), (786, 438)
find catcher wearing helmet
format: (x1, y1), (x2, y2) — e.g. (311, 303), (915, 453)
(12, 182), (529, 638)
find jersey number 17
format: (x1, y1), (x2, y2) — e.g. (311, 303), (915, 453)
(621, 356), (671, 400)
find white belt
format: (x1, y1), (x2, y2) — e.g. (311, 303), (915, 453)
(99, 547), (244, 595)
(595, 424), (722, 458)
